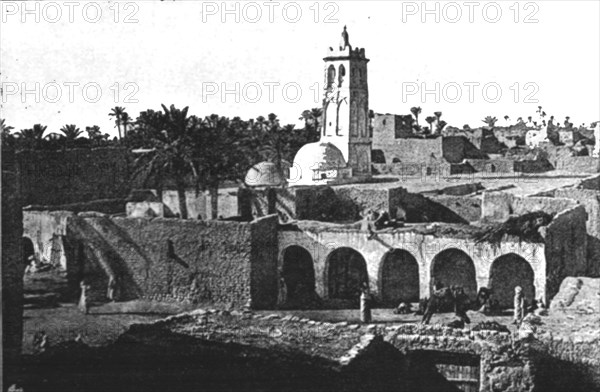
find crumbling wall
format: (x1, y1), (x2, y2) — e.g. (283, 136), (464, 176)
(555, 188), (600, 276)
(372, 137), (444, 164)
(442, 136), (489, 163)
(544, 205), (588, 303)
(2, 150), (24, 360)
(23, 210), (73, 269)
(426, 195), (482, 223)
(17, 148), (131, 206)
(66, 215), (278, 308)
(466, 158), (514, 174)
(481, 192), (578, 222)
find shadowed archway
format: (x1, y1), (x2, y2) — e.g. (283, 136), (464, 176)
(431, 248), (477, 300)
(380, 249), (419, 306)
(489, 253), (535, 308)
(327, 247), (368, 301)
(281, 246), (316, 307)
(22, 237), (35, 267)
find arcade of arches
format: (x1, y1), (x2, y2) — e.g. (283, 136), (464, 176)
(279, 245), (540, 309)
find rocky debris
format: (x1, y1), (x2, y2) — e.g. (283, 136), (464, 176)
(550, 277), (600, 314)
(472, 321), (510, 333)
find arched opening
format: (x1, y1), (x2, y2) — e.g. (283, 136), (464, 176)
(22, 237), (35, 268)
(489, 253), (535, 308)
(380, 249), (419, 306)
(326, 65), (336, 90)
(431, 248), (477, 300)
(327, 247), (368, 301)
(282, 246), (316, 308)
(338, 64), (346, 87)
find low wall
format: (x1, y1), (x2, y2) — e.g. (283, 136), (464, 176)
(481, 192), (578, 222)
(466, 159), (514, 174)
(65, 214), (278, 308)
(426, 195), (482, 223)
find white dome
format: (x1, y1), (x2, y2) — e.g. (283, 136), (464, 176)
(244, 161), (290, 187)
(290, 142), (347, 186)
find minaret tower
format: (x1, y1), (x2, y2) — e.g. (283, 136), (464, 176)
(320, 26), (372, 176)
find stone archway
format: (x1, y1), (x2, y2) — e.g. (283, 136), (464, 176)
(431, 248), (477, 300)
(489, 253), (535, 308)
(281, 246), (315, 307)
(380, 249), (419, 306)
(327, 247), (368, 301)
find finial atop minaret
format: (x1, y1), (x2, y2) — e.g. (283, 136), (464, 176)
(340, 25), (351, 51)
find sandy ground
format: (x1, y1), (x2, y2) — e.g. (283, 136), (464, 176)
(23, 265), (598, 354)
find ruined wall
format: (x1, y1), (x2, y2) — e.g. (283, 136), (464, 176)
(161, 187), (240, 220)
(66, 214), (278, 308)
(2, 150), (24, 359)
(426, 195), (482, 223)
(466, 158), (514, 174)
(544, 205), (588, 303)
(547, 152), (598, 173)
(372, 137), (444, 164)
(555, 188), (600, 276)
(481, 192), (578, 222)
(386, 326), (536, 392)
(17, 148), (131, 206)
(442, 136), (489, 163)
(23, 210), (73, 269)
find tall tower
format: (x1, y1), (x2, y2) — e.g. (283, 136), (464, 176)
(321, 27), (372, 176)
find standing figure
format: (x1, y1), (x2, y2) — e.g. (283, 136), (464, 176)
(78, 280), (90, 314)
(107, 276), (116, 302)
(513, 286), (525, 325)
(452, 286), (471, 325)
(277, 276), (288, 308)
(340, 25), (351, 51)
(360, 283), (372, 324)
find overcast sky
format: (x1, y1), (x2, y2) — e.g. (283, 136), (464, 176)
(1, 1), (599, 137)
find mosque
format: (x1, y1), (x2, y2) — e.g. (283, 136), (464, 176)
(247, 27), (373, 187)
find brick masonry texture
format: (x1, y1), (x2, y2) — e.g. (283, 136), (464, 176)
(66, 214), (279, 309)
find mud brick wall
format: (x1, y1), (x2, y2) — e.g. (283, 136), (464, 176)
(17, 148), (131, 206)
(385, 325), (536, 392)
(555, 188), (600, 276)
(481, 192), (578, 222)
(372, 136), (443, 164)
(2, 150), (24, 359)
(68, 215), (279, 308)
(466, 158), (514, 174)
(426, 195), (482, 223)
(545, 205), (589, 302)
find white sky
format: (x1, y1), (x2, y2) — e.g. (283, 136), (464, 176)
(1, 0), (599, 137)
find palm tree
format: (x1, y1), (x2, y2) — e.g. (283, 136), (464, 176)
(121, 112), (132, 138)
(18, 124), (47, 149)
(60, 124), (83, 140)
(109, 106), (127, 139)
(1, 119), (15, 148)
(410, 107), (422, 128)
(133, 104), (197, 219)
(194, 114), (251, 219)
(425, 116), (436, 135)
(482, 116), (498, 128)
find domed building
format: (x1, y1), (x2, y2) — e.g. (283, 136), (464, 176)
(289, 142), (352, 186)
(245, 161), (291, 188)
